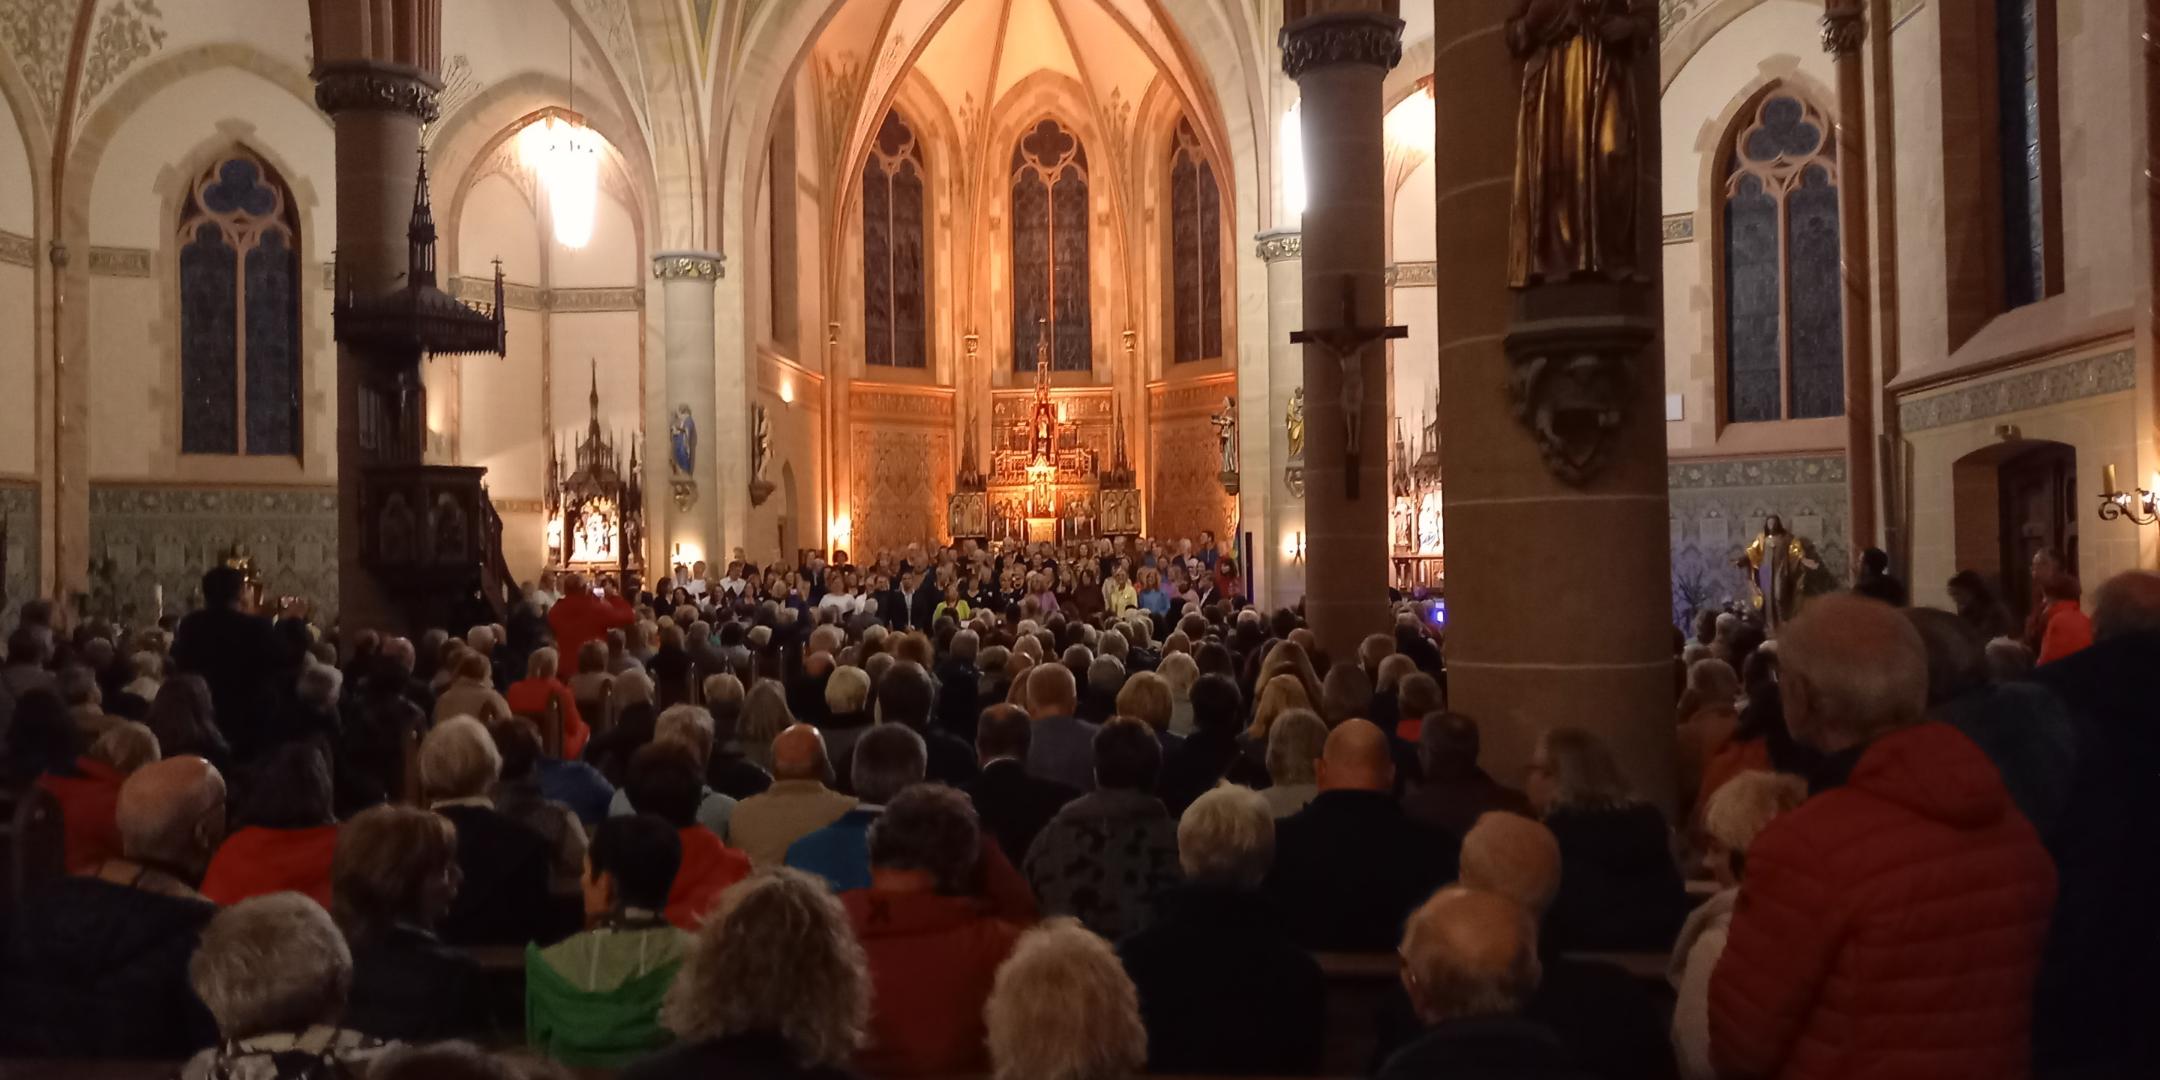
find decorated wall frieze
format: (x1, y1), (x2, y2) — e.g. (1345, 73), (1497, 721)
(493, 498), (546, 514)
(1385, 261), (1436, 288)
(852, 385), (957, 422)
(0, 229), (32, 268)
(0, 0), (71, 123)
(1256, 231), (1301, 263)
(1662, 214), (1695, 245)
(88, 245), (151, 278)
(86, 484), (338, 620)
(548, 287), (643, 312)
(651, 251), (723, 280)
(1898, 349), (2135, 432)
(1150, 373), (1238, 418)
(1280, 11), (1405, 80)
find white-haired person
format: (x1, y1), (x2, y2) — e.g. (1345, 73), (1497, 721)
(181, 893), (394, 1079)
(987, 919), (1147, 1080)
(604, 704), (742, 838)
(1375, 887), (1562, 1079)
(507, 646), (592, 761)
(1667, 771), (1807, 1080)
(625, 869), (870, 1080)
(1117, 785), (1322, 1075)
(420, 716), (562, 946)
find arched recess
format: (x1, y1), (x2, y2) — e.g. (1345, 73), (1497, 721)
(1132, 74), (1234, 384)
(1951, 438), (2078, 622)
(0, 37), (53, 610)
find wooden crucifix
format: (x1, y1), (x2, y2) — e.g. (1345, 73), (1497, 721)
(1289, 276), (1408, 499)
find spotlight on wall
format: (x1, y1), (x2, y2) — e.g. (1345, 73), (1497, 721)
(2097, 463), (2159, 526)
(779, 379), (796, 405)
(1285, 529), (1306, 566)
(1280, 101), (1306, 219)
(517, 110), (599, 249)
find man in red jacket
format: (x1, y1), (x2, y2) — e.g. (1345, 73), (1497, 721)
(547, 571), (636, 667)
(1709, 594), (2057, 1080)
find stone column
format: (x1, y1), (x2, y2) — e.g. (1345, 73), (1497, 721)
(314, 63), (439, 634)
(1281, 5), (1400, 660)
(1825, 0), (1877, 559)
(1431, 0), (1676, 805)
(1258, 228), (1307, 608)
(652, 251), (723, 569)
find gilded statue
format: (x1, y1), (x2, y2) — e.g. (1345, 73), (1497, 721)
(1506, 0), (1647, 287)
(1285, 386), (1306, 461)
(1735, 514), (1832, 632)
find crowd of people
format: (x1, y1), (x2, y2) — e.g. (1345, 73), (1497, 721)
(0, 537), (2150, 1080)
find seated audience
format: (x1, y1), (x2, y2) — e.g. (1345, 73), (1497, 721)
(1668, 771), (1805, 1080)
(1119, 785), (1323, 1075)
(505, 646), (591, 760)
(433, 652), (511, 725)
(0, 756), (225, 1057)
(843, 785), (1023, 1076)
(181, 893), (393, 1080)
(787, 724), (927, 890)
(201, 740), (341, 907)
(1261, 708), (1328, 817)
(143, 673), (231, 774)
(1024, 716), (1181, 939)
(1674, 658), (1740, 816)
(1527, 727), (1687, 952)
(728, 723), (858, 865)
(421, 716), (559, 946)
(1710, 595), (2058, 1079)
(1022, 662), (1102, 792)
(1265, 718), (1457, 951)
(624, 742), (751, 930)
(1403, 711), (1534, 839)
(9, 688), (124, 872)
(875, 660), (978, 786)
(963, 704), (1079, 862)
(1458, 812), (1675, 1080)
(527, 814), (690, 1067)
(608, 704), (740, 838)
(1377, 886), (1587, 1080)
(2035, 572), (2094, 664)
(1157, 673), (1254, 813)
(986, 919), (1149, 1080)
(334, 805), (482, 1042)
(628, 869), (868, 1080)
(1320, 662), (1373, 726)
(1904, 608), (2076, 841)
(488, 717), (588, 886)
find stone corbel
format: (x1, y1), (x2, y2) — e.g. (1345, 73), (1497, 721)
(1502, 298), (1655, 486)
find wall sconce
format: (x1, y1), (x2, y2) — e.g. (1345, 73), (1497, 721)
(1286, 530), (1306, 566)
(778, 378), (795, 405)
(2098, 463), (2159, 526)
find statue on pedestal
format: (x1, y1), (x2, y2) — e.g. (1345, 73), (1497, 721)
(1506, 0), (1647, 287)
(1735, 514), (1831, 632)
(1211, 396), (1239, 475)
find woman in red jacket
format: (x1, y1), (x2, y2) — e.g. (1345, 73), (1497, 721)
(624, 743), (749, 930)
(201, 741), (340, 907)
(506, 647), (590, 761)
(2035, 573), (2094, 665)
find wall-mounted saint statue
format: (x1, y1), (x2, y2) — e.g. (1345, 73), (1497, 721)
(1285, 386), (1306, 461)
(1506, 0), (1648, 287)
(669, 405), (697, 477)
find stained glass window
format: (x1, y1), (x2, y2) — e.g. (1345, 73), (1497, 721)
(863, 111), (927, 368)
(1011, 118), (1091, 372)
(1169, 119), (1222, 363)
(1720, 92), (1844, 424)
(1997, 0), (2047, 309)
(178, 151), (300, 455)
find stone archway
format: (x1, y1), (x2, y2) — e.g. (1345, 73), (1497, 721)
(1951, 438), (2079, 623)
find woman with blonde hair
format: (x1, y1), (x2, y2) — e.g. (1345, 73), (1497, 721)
(630, 868), (868, 1080)
(735, 680), (795, 772)
(1246, 673), (1313, 743)
(1156, 652), (1199, 736)
(1255, 639), (1323, 709)
(1526, 726), (1689, 951)
(1261, 710), (1328, 818)
(986, 919), (1147, 1080)
(568, 639), (616, 729)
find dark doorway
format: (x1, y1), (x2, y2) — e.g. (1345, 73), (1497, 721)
(1998, 441), (2077, 623)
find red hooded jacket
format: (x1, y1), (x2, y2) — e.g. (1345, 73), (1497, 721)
(1709, 721), (2056, 1080)
(843, 890), (1022, 1077)
(663, 826), (751, 930)
(547, 591), (636, 672)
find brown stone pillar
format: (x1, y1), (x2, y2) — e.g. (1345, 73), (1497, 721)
(1281, 4), (1401, 663)
(314, 64), (439, 633)
(1431, 1), (1676, 806)
(1825, 0), (1877, 560)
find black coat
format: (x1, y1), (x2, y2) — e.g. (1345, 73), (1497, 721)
(343, 925), (484, 1043)
(963, 758), (1078, 863)
(933, 660), (982, 741)
(1118, 884), (1325, 1076)
(2030, 630), (2160, 1074)
(918, 724), (981, 788)
(1156, 730), (1244, 817)
(435, 803), (563, 946)
(623, 1031), (862, 1080)
(0, 876), (217, 1058)
(1541, 803), (1687, 953)
(171, 606), (302, 759)
(1263, 789), (1459, 952)
(1375, 1016), (1594, 1080)
(1372, 950), (1674, 1080)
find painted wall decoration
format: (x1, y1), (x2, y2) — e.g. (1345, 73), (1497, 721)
(1667, 454), (1848, 630)
(1150, 378), (1237, 545)
(0, 483), (37, 628)
(88, 484), (337, 621)
(850, 426), (953, 560)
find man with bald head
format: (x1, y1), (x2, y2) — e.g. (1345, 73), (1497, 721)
(1377, 886), (1589, 1080)
(0, 757), (226, 1056)
(725, 723), (857, 865)
(1022, 661), (1101, 793)
(1264, 719), (1457, 951)
(2027, 568), (2160, 1075)
(1711, 595), (2056, 1080)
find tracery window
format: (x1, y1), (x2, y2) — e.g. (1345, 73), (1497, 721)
(1997, 0), (2054, 309)
(863, 111), (927, 368)
(1168, 118), (1222, 363)
(1720, 92), (1843, 425)
(1011, 117), (1091, 372)
(178, 151), (301, 456)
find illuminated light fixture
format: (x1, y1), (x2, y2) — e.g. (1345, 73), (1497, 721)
(518, 110), (600, 249)
(2098, 463), (2160, 526)
(1280, 101), (1306, 218)
(778, 378), (795, 404)
(1384, 79), (1436, 159)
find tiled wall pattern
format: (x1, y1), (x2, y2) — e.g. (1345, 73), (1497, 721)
(0, 483), (35, 628)
(86, 485), (337, 622)
(1668, 454), (1850, 629)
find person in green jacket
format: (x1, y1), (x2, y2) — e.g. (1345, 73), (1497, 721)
(527, 814), (690, 1067)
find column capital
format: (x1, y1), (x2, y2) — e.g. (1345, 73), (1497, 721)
(652, 250), (725, 281)
(1255, 229), (1303, 262)
(312, 61), (441, 121)
(1821, 1), (1867, 55)
(1280, 10), (1404, 81)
